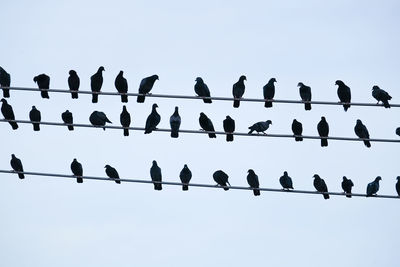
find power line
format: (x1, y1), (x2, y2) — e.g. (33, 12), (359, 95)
(1, 119), (399, 144)
(2, 86), (399, 108)
(0, 169), (397, 199)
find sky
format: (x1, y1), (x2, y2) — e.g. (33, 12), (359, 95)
(0, 0), (399, 266)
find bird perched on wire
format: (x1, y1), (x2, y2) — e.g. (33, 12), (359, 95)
(150, 160), (162, 190)
(341, 176), (354, 198)
(247, 169), (260, 196)
(120, 105), (131, 136)
(248, 120), (272, 134)
(68, 70), (80, 99)
(71, 158), (83, 183)
(61, 110), (74, 131)
(354, 119), (371, 148)
(280, 171), (293, 190)
(145, 103), (161, 134)
(89, 111), (112, 130)
(33, 74), (50, 99)
(194, 77), (212, 103)
(335, 80), (351, 111)
(105, 165), (121, 184)
(298, 82), (311, 110)
(313, 174), (329, 199)
(137, 75), (159, 103)
(317, 116), (329, 147)
(90, 66), (105, 103)
(115, 71), (128, 103)
(169, 106), (181, 138)
(366, 176), (381, 197)
(10, 154), (24, 179)
(179, 164), (192, 191)
(213, 170), (230, 191)
(29, 106), (41, 131)
(199, 112), (216, 138)
(291, 119), (303, 141)
(0, 66), (11, 98)
(223, 115), (235, 142)
(232, 75), (246, 108)
(372, 85), (392, 108)
(1, 98), (18, 130)
(396, 176), (400, 197)
(263, 78), (277, 108)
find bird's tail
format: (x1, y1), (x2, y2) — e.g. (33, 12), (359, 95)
(137, 95), (145, 103)
(77, 177), (83, 183)
(92, 94), (98, 103)
(321, 138), (328, 147)
(233, 100), (240, 108)
(364, 140), (371, 148)
(253, 189), (260, 196)
(383, 100), (390, 108)
(67, 125), (74, 131)
(124, 128), (129, 136)
(154, 183), (162, 190)
(295, 136), (303, 141)
(41, 90), (49, 99)
(208, 133), (216, 138)
(171, 130), (179, 138)
(343, 104), (350, 111)
(18, 173), (24, 179)
(305, 103), (311, 110)
(203, 98), (212, 104)
(264, 101), (273, 108)
(71, 92), (78, 99)
(121, 95), (128, 103)
(323, 193), (330, 199)
(115, 179), (121, 184)
(182, 184), (188, 191)
(2, 89), (10, 98)
(9, 121), (18, 130)
(226, 134), (233, 142)
(33, 123), (40, 131)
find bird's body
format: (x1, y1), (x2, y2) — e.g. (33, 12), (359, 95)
(105, 165), (120, 184)
(68, 70), (80, 99)
(341, 176), (354, 198)
(179, 164), (192, 191)
(199, 112), (216, 138)
(372, 85), (392, 108)
(1, 98), (18, 129)
(223, 116), (235, 142)
(313, 174), (329, 199)
(0, 66), (11, 98)
(232, 75), (246, 108)
(145, 103), (161, 134)
(263, 78), (276, 108)
(29, 106), (41, 131)
(90, 66), (104, 103)
(396, 127), (400, 137)
(354, 119), (371, 147)
(366, 176), (381, 197)
(10, 154), (24, 179)
(317, 117), (329, 147)
(120, 105), (131, 136)
(298, 82), (312, 110)
(169, 106), (181, 138)
(247, 169), (260, 196)
(33, 74), (50, 99)
(336, 80), (351, 111)
(194, 77), (212, 103)
(248, 120), (272, 134)
(137, 75), (159, 103)
(115, 71), (128, 103)
(89, 111), (112, 130)
(71, 159), (83, 183)
(280, 171), (293, 190)
(61, 110), (74, 131)
(150, 161), (162, 190)
(213, 170), (230, 190)
(292, 119), (303, 141)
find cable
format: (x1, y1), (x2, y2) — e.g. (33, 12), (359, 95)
(1, 119), (399, 144)
(2, 86), (399, 108)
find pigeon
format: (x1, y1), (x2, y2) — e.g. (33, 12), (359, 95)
(213, 170), (230, 191)
(10, 154), (24, 179)
(71, 158), (83, 183)
(105, 165), (121, 184)
(335, 80), (351, 111)
(115, 71), (128, 103)
(33, 74), (50, 99)
(90, 66), (104, 103)
(396, 176), (400, 197)
(232, 75), (246, 108)
(170, 106), (181, 138)
(1, 98), (18, 129)
(120, 105), (131, 136)
(248, 120), (272, 134)
(354, 119), (371, 148)
(298, 82), (312, 110)
(194, 77), (212, 103)
(145, 103), (161, 134)
(61, 110), (74, 131)
(150, 160), (162, 190)
(366, 176), (381, 197)
(199, 112), (216, 138)
(223, 115), (235, 142)
(313, 174), (329, 199)
(280, 171), (293, 190)
(372, 85), (392, 108)
(396, 127), (400, 137)
(179, 164), (192, 191)
(292, 119), (303, 141)
(341, 176), (354, 198)
(317, 116), (329, 147)
(89, 111), (112, 130)
(29, 106), (41, 131)
(247, 169), (260, 196)
(137, 75), (159, 103)
(0, 66), (11, 98)
(68, 70), (80, 99)
(263, 78), (277, 108)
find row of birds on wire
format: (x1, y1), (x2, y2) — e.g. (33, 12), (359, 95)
(0, 66), (394, 110)
(7, 154), (400, 198)
(2, 99), (398, 147)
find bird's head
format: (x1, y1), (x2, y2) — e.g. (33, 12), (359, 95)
(119, 70), (124, 75)
(270, 78), (277, 83)
(175, 106), (179, 111)
(195, 77), (203, 83)
(73, 158), (77, 161)
(397, 176), (400, 181)
(226, 115), (231, 120)
(266, 120), (272, 125)
(152, 103), (158, 109)
(240, 75), (247, 81)
(184, 164), (188, 168)
(32, 106), (36, 109)
(99, 66), (105, 72)
(313, 174), (320, 179)
(151, 74), (159, 81)
(33, 76), (38, 82)
(65, 109), (70, 113)
(376, 176), (382, 182)
(200, 112), (205, 117)
(342, 176), (347, 181)
(372, 85), (379, 90)
(356, 119), (362, 124)
(335, 80), (343, 86)
(248, 169), (254, 174)
(152, 160), (157, 165)
(11, 154), (15, 158)
(1, 98), (7, 104)
(104, 165), (110, 168)
(122, 105), (127, 111)
(284, 171), (288, 175)
(321, 116), (326, 121)
(69, 70), (76, 75)
(297, 82), (304, 87)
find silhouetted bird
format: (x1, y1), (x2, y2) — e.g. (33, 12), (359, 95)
(90, 66), (104, 103)
(199, 112), (216, 138)
(396, 127), (400, 137)
(298, 82), (311, 110)
(68, 70), (80, 99)
(280, 171), (293, 190)
(313, 174), (329, 199)
(292, 119), (303, 141)
(354, 119), (371, 148)
(194, 77), (212, 103)
(137, 75), (159, 103)
(61, 110), (74, 131)
(341, 176), (354, 198)
(247, 169), (260, 196)
(71, 158), (83, 183)
(372, 85), (392, 108)
(263, 78), (277, 108)
(120, 105), (131, 136)
(317, 116), (329, 147)
(0, 66), (11, 98)
(29, 106), (41, 131)
(33, 74), (50, 99)
(366, 176), (381, 197)
(223, 115), (235, 142)
(396, 177), (400, 197)
(232, 75), (246, 108)
(1, 98), (18, 129)
(150, 160), (162, 190)
(213, 170), (230, 191)
(248, 120), (272, 134)
(105, 165), (121, 184)
(169, 106), (181, 138)
(115, 71), (128, 103)
(335, 80), (351, 111)
(179, 164), (192, 191)
(10, 154), (24, 179)
(145, 103), (161, 134)
(89, 111), (112, 130)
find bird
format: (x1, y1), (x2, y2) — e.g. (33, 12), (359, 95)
(263, 78), (277, 108)
(179, 164), (192, 191)
(71, 159), (83, 183)
(33, 74), (50, 99)
(90, 66), (105, 103)
(150, 160), (162, 190)
(0, 66), (11, 98)
(29, 106), (41, 131)
(291, 119), (303, 141)
(137, 75), (159, 103)
(194, 77), (212, 103)
(89, 111), (112, 130)
(248, 120), (272, 134)
(396, 176), (400, 197)
(1, 98), (18, 129)
(115, 70), (128, 103)
(366, 176), (382, 197)
(145, 103), (161, 134)
(213, 170), (230, 191)
(396, 127), (400, 137)
(61, 110), (74, 131)
(10, 154), (24, 179)
(170, 106), (181, 138)
(199, 112), (216, 138)
(372, 85), (392, 108)
(313, 174), (329, 199)
(232, 75), (247, 108)
(354, 119), (371, 148)
(68, 70), (80, 99)
(223, 115), (235, 142)
(317, 116), (329, 147)
(335, 80), (351, 111)
(280, 171), (293, 190)
(120, 105), (131, 136)
(105, 165), (121, 184)
(298, 82), (312, 110)
(341, 176), (354, 198)
(247, 169), (260, 196)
